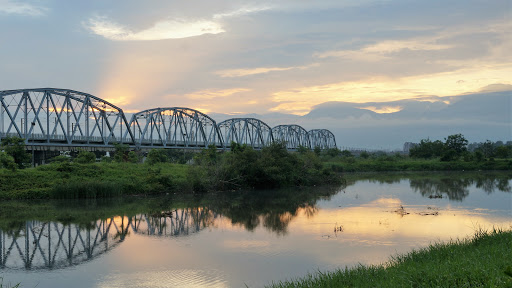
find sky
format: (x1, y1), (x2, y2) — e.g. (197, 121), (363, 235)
(0, 0), (510, 149)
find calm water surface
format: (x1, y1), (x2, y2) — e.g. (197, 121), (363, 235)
(1, 172), (511, 287)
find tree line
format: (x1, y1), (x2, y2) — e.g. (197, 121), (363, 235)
(408, 134), (512, 161)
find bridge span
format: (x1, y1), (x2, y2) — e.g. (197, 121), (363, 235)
(0, 88), (336, 151)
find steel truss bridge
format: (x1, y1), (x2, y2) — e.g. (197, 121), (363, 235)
(0, 209), (214, 270)
(0, 88), (336, 151)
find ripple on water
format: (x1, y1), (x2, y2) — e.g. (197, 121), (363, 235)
(98, 269), (229, 288)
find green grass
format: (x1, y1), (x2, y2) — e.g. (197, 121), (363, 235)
(0, 162), (191, 199)
(268, 228), (512, 288)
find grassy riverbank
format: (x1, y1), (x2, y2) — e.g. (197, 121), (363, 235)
(269, 228), (512, 287)
(0, 143), (342, 199)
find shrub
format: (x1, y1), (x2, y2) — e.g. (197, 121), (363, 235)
(0, 136), (30, 168)
(146, 149), (168, 165)
(75, 150), (96, 164)
(0, 151), (17, 171)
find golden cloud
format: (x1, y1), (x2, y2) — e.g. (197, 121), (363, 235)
(270, 64), (512, 115)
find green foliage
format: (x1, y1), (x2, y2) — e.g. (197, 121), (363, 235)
(440, 149), (458, 162)
(297, 145), (310, 154)
(359, 151), (370, 159)
(313, 146), (321, 156)
(0, 136), (30, 168)
(495, 145), (511, 159)
(113, 143), (129, 162)
(444, 133), (468, 155)
(50, 155), (71, 163)
(190, 141), (341, 192)
(409, 139), (444, 158)
(478, 140), (496, 158)
(0, 151), (17, 171)
(127, 151), (140, 163)
(146, 149), (168, 165)
(325, 148), (340, 157)
(75, 150), (96, 164)
(340, 150), (353, 157)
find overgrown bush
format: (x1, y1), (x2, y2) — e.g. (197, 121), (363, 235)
(189, 141), (341, 192)
(0, 136), (30, 168)
(75, 150), (96, 164)
(146, 149), (168, 165)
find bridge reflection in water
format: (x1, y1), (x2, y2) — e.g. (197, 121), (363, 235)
(0, 207), (214, 270)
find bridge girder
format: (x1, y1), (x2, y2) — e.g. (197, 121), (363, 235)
(271, 124), (311, 150)
(125, 107), (223, 148)
(0, 88), (134, 147)
(308, 129), (337, 149)
(218, 118), (274, 149)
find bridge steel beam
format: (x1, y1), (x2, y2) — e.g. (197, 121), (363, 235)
(271, 124), (311, 150)
(124, 107), (223, 149)
(0, 88), (135, 147)
(308, 129), (337, 150)
(218, 118), (274, 150)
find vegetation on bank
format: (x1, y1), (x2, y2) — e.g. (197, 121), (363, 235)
(322, 133), (512, 172)
(268, 228), (512, 288)
(0, 140), (341, 199)
(0, 133), (511, 199)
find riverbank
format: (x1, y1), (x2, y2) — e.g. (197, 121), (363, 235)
(325, 157), (512, 172)
(0, 143), (343, 200)
(268, 228), (512, 287)
(1, 156), (510, 200)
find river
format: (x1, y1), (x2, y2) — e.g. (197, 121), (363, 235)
(0, 171), (510, 287)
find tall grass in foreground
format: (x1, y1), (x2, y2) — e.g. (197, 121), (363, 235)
(268, 228), (512, 288)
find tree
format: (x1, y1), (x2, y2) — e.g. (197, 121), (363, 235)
(444, 134), (468, 156)
(1, 136), (31, 168)
(0, 151), (17, 171)
(113, 143), (129, 162)
(340, 150), (353, 157)
(495, 146), (511, 159)
(75, 150), (96, 164)
(359, 151), (370, 159)
(146, 149), (168, 165)
(478, 140), (495, 158)
(409, 139), (444, 158)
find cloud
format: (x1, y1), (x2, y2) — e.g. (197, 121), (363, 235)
(270, 65), (512, 115)
(358, 105), (403, 114)
(216, 66), (295, 78)
(184, 88), (251, 100)
(315, 39), (452, 61)
(213, 5), (271, 19)
(0, 0), (47, 16)
(84, 16), (224, 41)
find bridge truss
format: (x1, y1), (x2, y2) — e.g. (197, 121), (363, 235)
(0, 88), (337, 151)
(308, 129), (337, 149)
(125, 107), (223, 148)
(218, 118), (274, 149)
(272, 125), (311, 150)
(0, 88), (134, 147)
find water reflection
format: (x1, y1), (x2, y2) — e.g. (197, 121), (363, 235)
(134, 208), (216, 237)
(410, 174), (511, 201)
(347, 172), (511, 201)
(0, 187), (340, 271)
(0, 218), (127, 270)
(0, 173), (509, 275)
